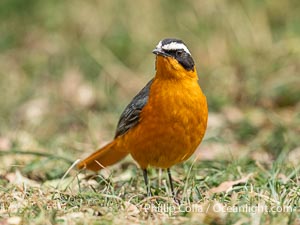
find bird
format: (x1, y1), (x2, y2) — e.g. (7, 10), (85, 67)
(77, 38), (208, 201)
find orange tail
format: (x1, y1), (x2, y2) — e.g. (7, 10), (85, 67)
(77, 140), (128, 171)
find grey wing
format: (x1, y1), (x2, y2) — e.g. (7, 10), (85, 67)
(114, 79), (153, 138)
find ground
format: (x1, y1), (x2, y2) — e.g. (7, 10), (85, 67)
(0, 0), (299, 224)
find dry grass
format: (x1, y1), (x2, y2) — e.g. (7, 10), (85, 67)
(0, 0), (299, 224)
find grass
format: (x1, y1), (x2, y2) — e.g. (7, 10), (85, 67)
(1, 156), (299, 224)
(0, 0), (300, 224)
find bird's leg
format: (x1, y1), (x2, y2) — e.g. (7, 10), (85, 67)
(143, 169), (151, 197)
(167, 168), (180, 204)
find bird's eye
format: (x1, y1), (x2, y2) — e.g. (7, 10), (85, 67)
(176, 50), (183, 57)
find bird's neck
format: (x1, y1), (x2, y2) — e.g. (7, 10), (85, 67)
(155, 57), (198, 81)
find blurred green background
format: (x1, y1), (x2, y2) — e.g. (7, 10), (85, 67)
(0, 0), (299, 178)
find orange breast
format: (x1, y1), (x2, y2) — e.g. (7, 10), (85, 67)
(120, 76), (208, 169)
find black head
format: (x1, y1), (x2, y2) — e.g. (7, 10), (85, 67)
(152, 38), (195, 71)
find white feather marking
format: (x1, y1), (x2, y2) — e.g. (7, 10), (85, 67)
(162, 42), (191, 55)
(156, 41), (162, 49)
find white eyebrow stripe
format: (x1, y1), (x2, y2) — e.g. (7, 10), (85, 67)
(156, 41), (162, 49)
(162, 42), (191, 55)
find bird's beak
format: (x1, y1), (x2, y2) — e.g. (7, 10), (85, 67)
(152, 47), (169, 57)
